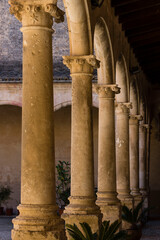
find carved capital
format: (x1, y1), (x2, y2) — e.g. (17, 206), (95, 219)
(130, 114), (143, 121)
(140, 124), (149, 130)
(63, 55), (100, 74)
(45, 4), (65, 23)
(9, 1), (23, 22)
(9, 0), (65, 23)
(93, 84), (120, 98)
(115, 102), (132, 114)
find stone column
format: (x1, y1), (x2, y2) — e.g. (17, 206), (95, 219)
(94, 84), (121, 222)
(145, 124), (151, 209)
(129, 114), (143, 205)
(115, 102), (133, 208)
(139, 124), (148, 195)
(62, 56), (101, 232)
(9, 1), (65, 240)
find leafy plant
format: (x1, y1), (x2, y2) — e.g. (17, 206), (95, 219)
(56, 160), (70, 208)
(66, 220), (127, 240)
(122, 200), (149, 229)
(0, 186), (12, 207)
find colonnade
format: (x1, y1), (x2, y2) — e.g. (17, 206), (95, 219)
(9, 0), (149, 239)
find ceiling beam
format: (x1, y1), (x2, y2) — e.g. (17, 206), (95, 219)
(125, 25), (160, 37)
(134, 42), (160, 51)
(122, 15), (160, 30)
(131, 38), (160, 48)
(111, 0), (138, 7)
(129, 31), (160, 44)
(115, 0), (160, 15)
(136, 49), (160, 59)
(142, 61), (160, 69)
(139, 55), (160, 64)
(119, 5), (160, 23)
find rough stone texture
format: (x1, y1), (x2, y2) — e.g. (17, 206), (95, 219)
(0, 0), (70, 80)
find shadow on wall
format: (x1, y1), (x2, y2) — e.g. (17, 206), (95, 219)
(0, 105), (21, 214)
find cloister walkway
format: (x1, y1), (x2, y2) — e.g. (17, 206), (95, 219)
(0, 217), (159, 240)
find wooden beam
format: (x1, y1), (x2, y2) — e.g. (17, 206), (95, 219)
(122, 15), (160, 30)
(136, 49), (160, 59)
(131, 38), (160, 48)
(119, 5), (160, 23)
(139, 56), (160, 65)
(134, 42), (160, 51)
(126, 25), (160, 37)
(129, 31), (160, 44)
(111, 0), (138, 7)
(115, 0), (160, 15)
(142, 61), (160, 69)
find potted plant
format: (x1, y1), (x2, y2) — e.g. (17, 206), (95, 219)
(56, 160), (70, 215)
(6, 207), (13, 216)
(122, 200), (149, 240)
(66, 220), (128, 240)
(0, 185), (12, 215)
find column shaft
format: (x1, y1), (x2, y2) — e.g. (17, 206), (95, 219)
(116, 103), (133, 203)
(62, 56), (101, 234)
(139, 125), (146, 192)
(71, 74), (94, 197)
(96, 84), (120, 222)
(129, 115), (142, 205)
(9, 2), (65, 240)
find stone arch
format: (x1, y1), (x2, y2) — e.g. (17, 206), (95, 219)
(116, 54), (129, 102)
(54, 98), (99, 111)
(94, 17), (114, 84)
(140, 95), (146, 124)
(0, 100), (22, 107)
(130, 76), (139, 115)
(63, 0), (92, 55)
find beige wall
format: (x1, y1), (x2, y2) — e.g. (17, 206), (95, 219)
(0, 105), (98, 212)
(0, 105), (21, 213)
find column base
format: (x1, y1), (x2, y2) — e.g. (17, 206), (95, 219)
(96, 192), (121, 223)
(140, 189), (149, 208)
(62, 196), (102, 238)
(12, 204), (66, 240)
(117, 193), (134, 230)
(131, 192), (143, 208)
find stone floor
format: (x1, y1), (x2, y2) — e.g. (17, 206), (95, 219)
(0, 217), (160, 240)
(141, 221), (160, 240)
(0, 217), (13, 240)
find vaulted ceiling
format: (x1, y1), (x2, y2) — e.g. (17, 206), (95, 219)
(111, 0), (160, 84)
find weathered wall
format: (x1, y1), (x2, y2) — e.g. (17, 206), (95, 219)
(149, 87), (160, 218)
(0, 105), (98, 212)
